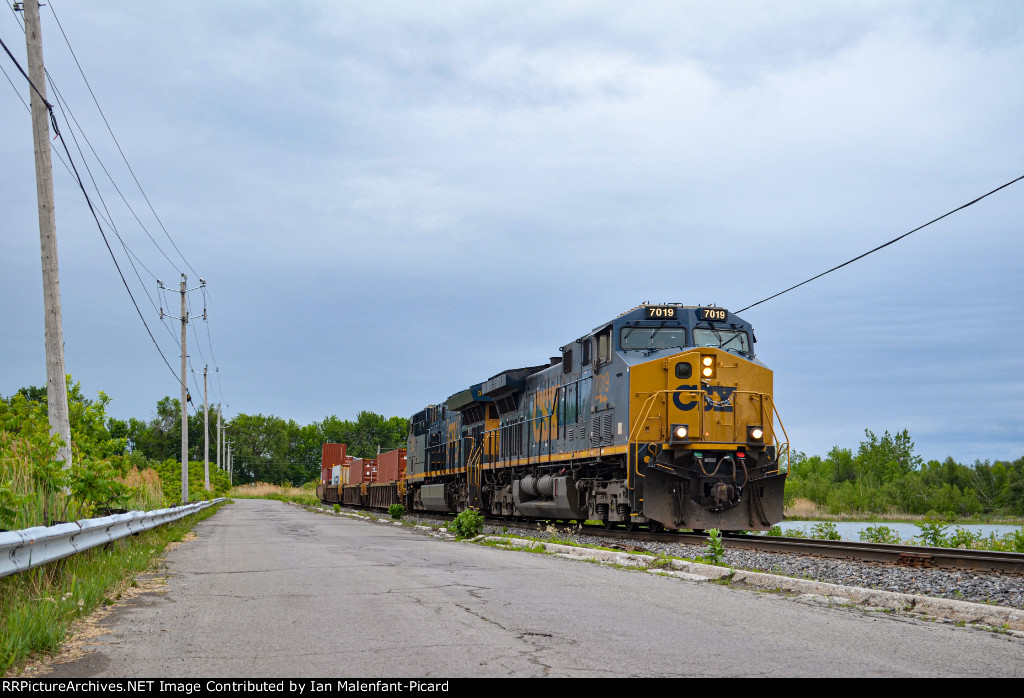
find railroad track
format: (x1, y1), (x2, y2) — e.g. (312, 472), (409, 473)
(579, 525), (1024, 575)
(322, 504), (1024, 575)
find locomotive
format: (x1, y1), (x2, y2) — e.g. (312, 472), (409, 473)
(318, 303), (788, 531)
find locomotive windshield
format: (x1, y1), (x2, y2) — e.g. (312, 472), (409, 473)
(620, 326), (688, 351)
(693, 328), (750, 355)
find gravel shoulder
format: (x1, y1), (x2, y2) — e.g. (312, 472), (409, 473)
(308, 503), (1024, 613)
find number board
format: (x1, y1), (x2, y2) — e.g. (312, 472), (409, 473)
(699, 307), (728, 322)
(645, 306), (677, 319)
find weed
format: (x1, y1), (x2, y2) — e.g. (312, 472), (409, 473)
(332, 504), (340, 514)
(703, 528), (725, 565)
(388, 504), (405, 520)
(809, 521), (841, 541)
(915, 521), (950, 547)
(859, 525), (902, 545)
(448, 508), (485, 538)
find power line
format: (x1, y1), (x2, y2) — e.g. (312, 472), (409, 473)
(0, 31), (182, 386)
(736, 174), (1024, 313)
(4, 9), (223, 414)
(45, 0), (200, 277)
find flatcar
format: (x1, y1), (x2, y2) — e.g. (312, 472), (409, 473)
(320, 303), (788, 531)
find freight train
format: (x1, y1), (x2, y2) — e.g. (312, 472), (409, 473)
(318, 303), (788, 531)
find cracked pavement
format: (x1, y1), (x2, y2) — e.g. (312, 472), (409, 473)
(42, 498), (1024, 678)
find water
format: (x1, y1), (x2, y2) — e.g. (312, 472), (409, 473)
(777, 520), (1022, 543)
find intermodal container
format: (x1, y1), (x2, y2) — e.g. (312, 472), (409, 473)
(377, 449), (407, 483)
(348, 458), (367, 484)
(322, 443), (347, 470)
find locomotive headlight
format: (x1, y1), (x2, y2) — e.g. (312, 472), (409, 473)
(747, 426), (764, 442)
(670, 424), (690, 443)
(700, 355), (716, 378)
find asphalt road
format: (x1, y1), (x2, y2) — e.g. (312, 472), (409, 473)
(45, 499), (1024, 678)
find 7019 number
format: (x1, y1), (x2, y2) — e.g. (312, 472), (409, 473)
(699, 308), (728, 321)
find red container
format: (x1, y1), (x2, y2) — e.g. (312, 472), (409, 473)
(322, 443), (347, 470)
(376, 449), (407, 483)
(349, 458), (368, 484)
(364, 458), (378, 483)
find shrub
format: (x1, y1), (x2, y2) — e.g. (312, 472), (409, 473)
(388, 504), (405, 520)
(332, 504), (340, 513)
(915, 521), (950, 547)
(765, 525), (783, 537)
(810, 522), (841, 541)
(859, 525), (901, 545)
(448, 508), (484, 538)
(947, 527), (982, 549)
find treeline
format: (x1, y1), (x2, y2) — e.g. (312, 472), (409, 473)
(0, 379), (409, 525)
(786, 429), (1024, 518)
(115, 396), (407, 486)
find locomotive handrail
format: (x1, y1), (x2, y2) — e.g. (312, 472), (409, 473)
(762, 395), (791, 474)
(627, 387), (788, 483)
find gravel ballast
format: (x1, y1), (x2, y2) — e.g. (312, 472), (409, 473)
(308, 504), (1024, 614)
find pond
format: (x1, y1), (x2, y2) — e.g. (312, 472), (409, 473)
(776, 520), (1022, 543)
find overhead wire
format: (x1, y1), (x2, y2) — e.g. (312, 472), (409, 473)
(46, 0), (200, 278)
(0, 30), (187, 400)
(736, 174), (1024, 313)
(4, 7), (225, 414)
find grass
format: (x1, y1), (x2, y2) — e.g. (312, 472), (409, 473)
(229, 483), (320, 507)
(1, 501), (227, 676)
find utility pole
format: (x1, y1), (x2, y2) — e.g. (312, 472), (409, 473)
(159, 274), (205, 503)
(203, 366), (210, 491)
(24, 0), (72, 470)
(227, 443), (233, 486)
(216, 402), (222, 472)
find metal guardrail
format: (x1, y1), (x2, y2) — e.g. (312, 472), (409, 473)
(0, 497), (227, 579)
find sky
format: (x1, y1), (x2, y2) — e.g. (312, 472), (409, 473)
(1, 1), (1022, 465)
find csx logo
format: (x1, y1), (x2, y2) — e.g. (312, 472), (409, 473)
(673, 384), (734, 412)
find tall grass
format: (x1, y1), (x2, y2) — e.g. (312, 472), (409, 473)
(0, 433), (164, 531)
(229, 482), (319, 507)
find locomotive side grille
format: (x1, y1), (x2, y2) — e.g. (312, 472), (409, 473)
(590, 414), (613, 446)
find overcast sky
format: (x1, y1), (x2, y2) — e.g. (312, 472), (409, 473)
(1, 1), (1021, 465)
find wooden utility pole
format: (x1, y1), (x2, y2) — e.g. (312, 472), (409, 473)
(217, 403), (222, 471)
(24, 0), (72, 469)
(203, 366), (210, 491)
(159, 275), (205, 503)
(180, 275), (188, 502)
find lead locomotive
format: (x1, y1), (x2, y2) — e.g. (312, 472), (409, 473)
(406, 303), (788, 531)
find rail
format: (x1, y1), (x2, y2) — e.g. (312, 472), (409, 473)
(584, 525), (1024, 575)
(0, 498), (227, 579)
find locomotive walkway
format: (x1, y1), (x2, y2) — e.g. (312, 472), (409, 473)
(42, 499), (1024, 678)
